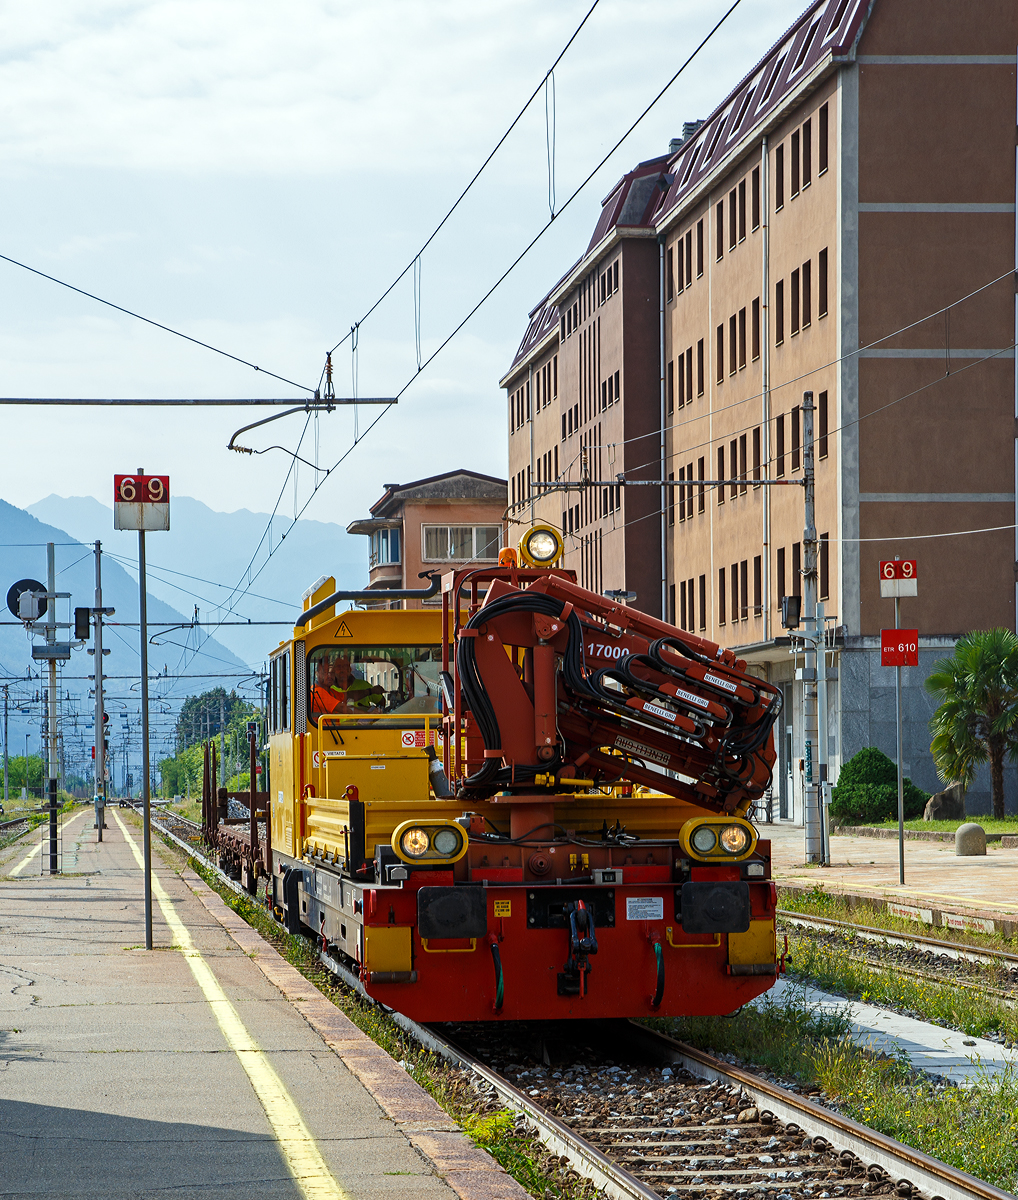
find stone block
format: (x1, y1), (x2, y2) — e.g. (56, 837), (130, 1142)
(955, 823), (986, 856)
(924, 782), (966, 821)
(869, 688), (896, 723)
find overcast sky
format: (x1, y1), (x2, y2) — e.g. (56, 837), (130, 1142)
(1, 0), (796, 539)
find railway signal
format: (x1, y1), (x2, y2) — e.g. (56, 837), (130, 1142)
(114, 469), (170, 949)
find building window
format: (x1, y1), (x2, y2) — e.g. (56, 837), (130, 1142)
(687, 577), (694, 630)
(790, 268), (800, 335)
(775, 279), (784, 344)
(752, 297), (760, 360)
(731, 563), (740, 622)
(729, 188), (737, 250)
(422, 525), (501, 562)
(792, 541), (801, 596)
(667, 360), (674, 414)
(697, 340), (704, 395)
(751, 166), (760, 230)
(668, 473), (675, 525)
(614, 370), (620, 404)
(698, 457), (705, 513)
(676, 238), (684, 293)
(752, 426), (761, 483)
(669, 583), (676, 626)
(802, 117), (812, 187)
(678, 467), (685, 522)
(678, 353), (686, 407)
(561, 414), (567, 441)
(753, 555), (762, 615)
(716, 200), (724, 261)
(818, 247), (828, 317)
(698, 574), (706, 630)
(716, 325), (724, 383)
(729, 314), (737, 375)
(717, 447), (725, 505)
(738, 179), (747, 242)
(819, 390), (829, 459)
(775, 143), (784, 209)
(818, 102), (829, 174)
(679, 580), (687, 630)
(718, 567), (726, 624)
(685, 230), (692, 285)
(802, 260), (812, 328)
(729, 440), (738, 499)
(776, 413), (785, 476)
(820, 533), (830, 600)
(667, 248), (674, 302)
(688, 346), (695, 398)
(370, 527), (401, 568)
(740, 559), (749, 620)
(554, 445), (558, 477)
(739, 434), (747, 494)
(791, 129), (800, 197)
(738, 307), (747, 369)
(685, 461), (693, 518)
(696, 219), (704, 277)
(777, 546), (786, 602)
(791, 405), (801, 471)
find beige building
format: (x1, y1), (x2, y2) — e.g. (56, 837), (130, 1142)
(503, 0), (1018, 818)
(347, 470), (506, 608)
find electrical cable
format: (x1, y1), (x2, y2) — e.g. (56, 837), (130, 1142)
(0, 253), (313, 394)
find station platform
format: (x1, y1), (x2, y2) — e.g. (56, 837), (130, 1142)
(0, 809), (526, 1200)
(764, 821), (1018, 936)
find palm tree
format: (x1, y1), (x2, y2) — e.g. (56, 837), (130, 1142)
(925, 628), (1018, 819)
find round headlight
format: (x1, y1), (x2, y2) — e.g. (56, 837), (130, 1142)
(400, 827), (430, 857)
(691, 825), (717, 854)
(432, 827), (462, 857)
(719, 824), (750, 855)
(524, 529), (559, 563)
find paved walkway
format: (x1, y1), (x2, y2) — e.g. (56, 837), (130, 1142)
(763, 821), (1018, 927)
(0, 810), (523, 1200)
(765, 978), (1017, 1086)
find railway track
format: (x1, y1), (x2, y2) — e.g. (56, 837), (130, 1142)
(148, 809), (1012, 1200)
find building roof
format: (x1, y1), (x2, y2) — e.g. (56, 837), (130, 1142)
(365, 469), (507, 520)
(654, 0), (869, 226)
(502, 0), (871, 386)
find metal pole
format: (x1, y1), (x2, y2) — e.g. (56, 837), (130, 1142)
(46, 544), (59, 874)
(94, 543), (106, 841)
(816, 600), (829, 865)
(139, 516), (153, 950)
(801, 392), (820, 863)
(3, 684), (9, 807)
(895, 578), (905, 886)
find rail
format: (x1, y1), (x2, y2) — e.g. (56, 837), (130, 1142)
(149, 810), (1011, 1200)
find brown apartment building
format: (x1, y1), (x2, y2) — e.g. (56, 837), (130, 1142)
(346, 470), (506, 607)
(503, 0), (1018, 818)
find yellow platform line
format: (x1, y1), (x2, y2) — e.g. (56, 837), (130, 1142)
(112, 811), (348, 1200)
(9, 809), (87, 876)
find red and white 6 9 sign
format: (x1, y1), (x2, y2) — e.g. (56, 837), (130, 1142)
(114, 473), (170, 532)
(879, 559), (917, 598)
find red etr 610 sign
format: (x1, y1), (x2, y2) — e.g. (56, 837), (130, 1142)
(881, 629), (919, 667)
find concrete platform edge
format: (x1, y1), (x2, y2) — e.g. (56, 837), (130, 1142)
(779, 880), (1018, 937)
(834, 825), (1018, 848)
(181, 867), (531, 1200)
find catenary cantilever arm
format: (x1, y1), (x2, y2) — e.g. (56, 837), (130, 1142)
(293, 572), (441, 628)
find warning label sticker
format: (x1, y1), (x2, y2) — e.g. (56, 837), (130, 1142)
(335, 621), (353, 638)
(626, 896), (664, 921)
(493, 900), (511, 917)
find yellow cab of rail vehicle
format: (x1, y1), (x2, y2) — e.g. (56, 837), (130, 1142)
(253, 535), (782, 1024)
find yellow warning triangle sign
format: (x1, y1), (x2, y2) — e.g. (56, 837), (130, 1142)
(335, 621), (354, 638)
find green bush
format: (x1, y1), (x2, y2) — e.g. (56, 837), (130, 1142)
(830, 747), (928, 824)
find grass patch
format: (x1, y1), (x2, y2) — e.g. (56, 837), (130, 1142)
(786, 931), (1018, 1043)
(180, 852), (593, 1199)
(779, 883), (1018, 954)
(841, 817), (1018, 834)
(661, 984), (1018, 1192)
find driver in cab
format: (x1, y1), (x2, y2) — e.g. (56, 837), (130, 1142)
(312, 656), (385, 713)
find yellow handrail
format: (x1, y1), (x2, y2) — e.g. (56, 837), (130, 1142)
(419, 938), (478, 953)
(665, 926), (721, 950)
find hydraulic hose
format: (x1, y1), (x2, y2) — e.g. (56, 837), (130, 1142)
(489, 940), (504, 1011)
(651, 940), (665, 1009)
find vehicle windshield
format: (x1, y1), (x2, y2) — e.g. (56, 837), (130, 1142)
(308, 644), (442, 719)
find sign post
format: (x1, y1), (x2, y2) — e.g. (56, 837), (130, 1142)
(880, 559), (918, 886)
(114, 471), (170, 949)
